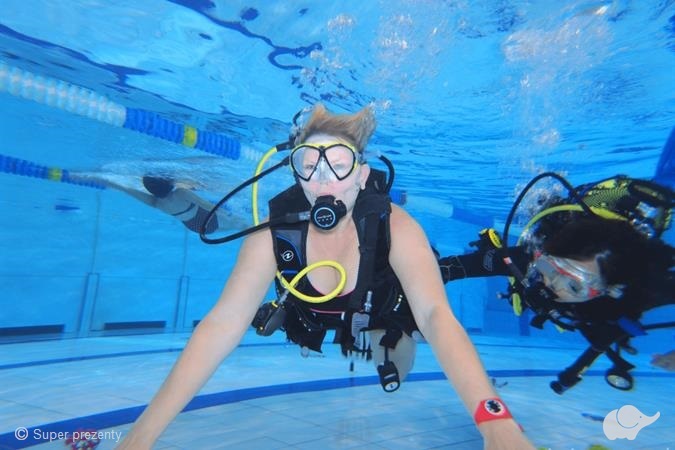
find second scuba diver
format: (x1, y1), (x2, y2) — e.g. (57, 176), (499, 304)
(438, 173), (674, 393)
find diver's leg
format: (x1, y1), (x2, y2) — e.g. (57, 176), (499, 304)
(369, 329), (417, 381)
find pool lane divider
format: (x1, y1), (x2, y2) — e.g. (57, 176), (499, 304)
(0, 62), (241, 160)
(0, 153), (106, 189)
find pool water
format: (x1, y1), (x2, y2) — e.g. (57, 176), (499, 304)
(1, 1), (674, 449)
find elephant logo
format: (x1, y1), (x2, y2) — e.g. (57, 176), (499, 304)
(603, 405), (660, 440)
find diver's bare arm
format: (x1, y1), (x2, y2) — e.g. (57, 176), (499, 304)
(118, 229), (276, 449)
(389, 207), (531, 448)
(388, 207), (496, 410)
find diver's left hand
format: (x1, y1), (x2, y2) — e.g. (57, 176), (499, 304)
(479, 419), (536, 450)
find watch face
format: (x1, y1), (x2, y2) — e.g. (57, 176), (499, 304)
(485, 399), (505, 415)
(474, 398), (512, 426)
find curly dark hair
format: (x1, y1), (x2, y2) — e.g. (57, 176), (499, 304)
(542, 217), (674, 288)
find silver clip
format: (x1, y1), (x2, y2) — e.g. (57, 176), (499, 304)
(364, 290), (373, 313)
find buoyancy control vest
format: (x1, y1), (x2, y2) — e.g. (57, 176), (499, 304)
(268, 169), (418, 356)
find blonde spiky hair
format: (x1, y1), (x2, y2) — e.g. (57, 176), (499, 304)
(294, 103), (376, 153)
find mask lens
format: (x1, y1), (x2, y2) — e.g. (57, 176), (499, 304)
(324, 144), (357, 179)
(533, 255), (605, 302)
(291, 145), (321, 181)
(290, 143), (357, 181)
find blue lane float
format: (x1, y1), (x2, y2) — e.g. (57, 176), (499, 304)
(0, 62), (241, 160)
(0, 153), (106, 189)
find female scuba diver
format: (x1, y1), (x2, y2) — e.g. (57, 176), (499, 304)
(438, 173), (674, 394)
(117, 104), (535, 450)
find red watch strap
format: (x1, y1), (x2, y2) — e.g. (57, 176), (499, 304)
(474, 398), (513, 425)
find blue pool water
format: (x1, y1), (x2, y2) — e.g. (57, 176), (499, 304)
(1, 1), (674, 449)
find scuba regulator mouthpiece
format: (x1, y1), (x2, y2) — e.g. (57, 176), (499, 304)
(311, 195), (347, 230)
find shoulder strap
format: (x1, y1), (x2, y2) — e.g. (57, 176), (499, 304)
(365, 168), (390, 193)
(348, 186), (392, 311)
(269, 184), (310, 289)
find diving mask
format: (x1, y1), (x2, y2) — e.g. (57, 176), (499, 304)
(290, 142), (362, 182)
(530, 254), (622, 302)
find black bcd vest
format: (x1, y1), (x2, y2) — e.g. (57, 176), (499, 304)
(268, 170), (418, 355)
